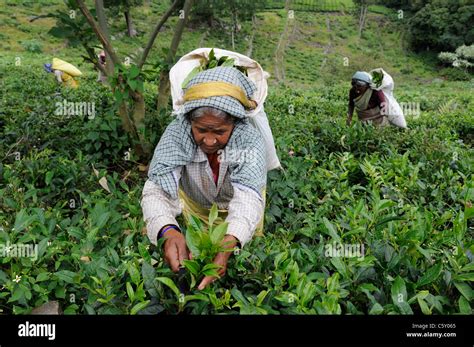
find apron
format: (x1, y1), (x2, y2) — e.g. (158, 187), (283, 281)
(178, 187), (265, 237)
(354, 89), (388, 126)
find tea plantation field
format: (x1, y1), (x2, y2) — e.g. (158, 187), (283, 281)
(1, 62), (473, 314)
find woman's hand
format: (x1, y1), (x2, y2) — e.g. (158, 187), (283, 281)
(163, 229), (191, 272)
(198, 235), (238, 290)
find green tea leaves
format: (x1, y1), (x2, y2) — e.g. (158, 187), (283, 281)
(183, 259), (200, 277)
(130, 300), (150, 315)
(453, 281), (473, 301)
(126, 282), (135, 302)
(185, 226), (202, 258)
(54, 270), (79, 284)
(209, 203), (218, 227)
(156, 277), (181, 298)
(417, 263), (442, 288)
(181, 66), (202, 88)
(127, 262), (141, 285)
(202, 263), (221, 278)
(322, 217), (340, 242)
(181, 48), (248, 90)
(210, 222), (228, 244)
(13, 209), (36, 233)
(371, 70), (383, 88)
(458, 296), (471, 314)
(391, 276), (413, 314)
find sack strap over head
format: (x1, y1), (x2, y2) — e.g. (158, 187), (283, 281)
(183, 81), (258, 110)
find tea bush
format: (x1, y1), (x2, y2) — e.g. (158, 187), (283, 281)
(20, 40), (43, 53)
(0, 64), (473, 315)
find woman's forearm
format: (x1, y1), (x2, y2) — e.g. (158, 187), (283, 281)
(140, 179), (182, 245)
(225, 184), (265, 248)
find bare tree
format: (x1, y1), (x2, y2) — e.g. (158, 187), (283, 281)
(95, 0), (114, 80)
(75, 0), (182, 159)
(104, 0), (141, 37)
(354, 0), (372, 38)
(156, 0), (194, 113)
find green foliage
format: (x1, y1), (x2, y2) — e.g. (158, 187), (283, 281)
(109, 64), (144, 105)
(181, 48), (248, 88)
(20, 40), (42, 53)
(381, 0), (427, 11)
(1, 1), (473, 316)
(48, 1), (98, 49)
(179, 204), (231, 290)
(438, 44), (474, 72)
(1, 69), (473, 314)
(0, 63), (132, 168)
(439, 67), (472, 82)
(174, 0), (267, 23)
(0, 78), (474, 314)
(104, 0), (144, 12)
(371, 70), (383, 87)
(408, 1), (474, 52)
(265, 0), (354, 11)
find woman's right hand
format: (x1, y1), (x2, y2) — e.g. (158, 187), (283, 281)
(163, 229), (190, 272)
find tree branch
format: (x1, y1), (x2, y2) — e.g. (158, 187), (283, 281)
(166, 0), (194, 64)
(137, 0), (181, 69)
(156, 0), (194, 112)
(75, 0), (120, 66)
(29, 14), (54, 22)
(95, 0), (114, 77)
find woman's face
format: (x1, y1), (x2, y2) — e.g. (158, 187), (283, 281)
(353, 80), (369, 95)
(191, 113), (234, 154)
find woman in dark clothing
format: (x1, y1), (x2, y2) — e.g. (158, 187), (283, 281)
(346, 71), (389, 127)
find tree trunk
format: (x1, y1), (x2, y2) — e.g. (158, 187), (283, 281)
(76, 0), (120, 64)
(207, 13), (213, 27)
(138, 0), (181, 68)
(156, 0), (194, 113)
(231, 12), (236, 50)
(95, 0), (109, 38)
(124, 9), (137, 37)
(95, 0), (114, 82)
(156, 69), (172, 116)
(246, 15), (256, 57)
(76, 0), (184, 159)
(131, 91), (149, 156)
(118, 101), (147, 159)
(358, 5), (368, 38)
(118, 102), (134, 135)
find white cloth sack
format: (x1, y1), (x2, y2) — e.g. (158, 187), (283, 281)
(370, 68), (407, 128)
(169, 48), (281, 171)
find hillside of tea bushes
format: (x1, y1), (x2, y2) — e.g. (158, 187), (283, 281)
(1, 62), (473, 314)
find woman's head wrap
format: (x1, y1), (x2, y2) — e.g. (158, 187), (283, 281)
(352, 71), (372, 84)
(182, 66), (257, 119)
(44, 63), (53, 73)
(147, 66), (266, 199)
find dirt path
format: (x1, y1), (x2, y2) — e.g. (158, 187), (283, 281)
(320, 16), (334, 70)
(274, 5), (297, 82)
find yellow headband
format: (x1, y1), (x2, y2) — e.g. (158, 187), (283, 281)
(183, 81), (257, 110)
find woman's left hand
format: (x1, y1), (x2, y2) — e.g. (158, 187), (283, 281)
(198, 235), (238, 290)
